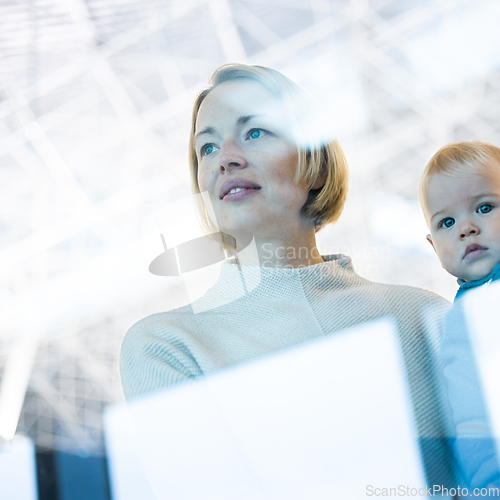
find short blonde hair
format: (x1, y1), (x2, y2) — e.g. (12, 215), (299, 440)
(188, 63), (349, 249)
(419, 140), (500, 206)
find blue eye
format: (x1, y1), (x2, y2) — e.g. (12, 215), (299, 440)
(441, 217), (455, 228)
(248, 129), (261, 139)
(201, 143), (216, 156)
(478, 203), (493, 214)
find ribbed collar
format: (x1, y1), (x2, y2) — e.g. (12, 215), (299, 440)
(223, 252), (353, 273)
(455, 261), (500, 302)
(190, 254), (355, 314)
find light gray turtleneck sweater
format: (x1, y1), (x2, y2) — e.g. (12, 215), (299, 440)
(121, 254), (455, 486)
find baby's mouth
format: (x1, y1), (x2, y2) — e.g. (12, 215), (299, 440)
(463, 244), (488, 260)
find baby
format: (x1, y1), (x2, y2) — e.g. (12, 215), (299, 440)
(419, 141), (500, 491)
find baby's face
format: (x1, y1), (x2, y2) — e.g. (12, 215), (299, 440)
(423, 167), (500, 282)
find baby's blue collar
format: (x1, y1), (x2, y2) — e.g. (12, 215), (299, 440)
(455, 261), (500, 302)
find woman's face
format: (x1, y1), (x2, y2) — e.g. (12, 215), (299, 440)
(195, 79), (313, 241)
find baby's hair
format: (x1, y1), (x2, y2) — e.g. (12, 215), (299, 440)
(419, 141), (500, 206)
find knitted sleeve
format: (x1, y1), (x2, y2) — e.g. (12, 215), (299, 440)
(120, 313), (203, 399)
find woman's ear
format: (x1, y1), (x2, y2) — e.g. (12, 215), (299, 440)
(311, 167), (327, 190)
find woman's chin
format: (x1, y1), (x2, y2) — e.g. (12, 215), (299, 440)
(218, 214), (295, 245)
(218, 217), (262, 237)
(219, 226), (256, 244)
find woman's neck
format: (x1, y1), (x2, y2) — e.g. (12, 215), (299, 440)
(231, 230), (324, 268)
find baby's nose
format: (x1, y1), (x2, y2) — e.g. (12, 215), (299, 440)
(459, 220), (480, 238)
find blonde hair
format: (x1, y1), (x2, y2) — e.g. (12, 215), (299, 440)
(188, 63), (349, 250)
(419, 140), (500, 206)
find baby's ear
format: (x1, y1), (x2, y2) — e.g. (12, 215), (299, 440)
(426, 234), (436, 252)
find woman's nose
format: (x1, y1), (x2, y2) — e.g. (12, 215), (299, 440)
(459, 220), (480, 239)
(219, 139), (247, 172)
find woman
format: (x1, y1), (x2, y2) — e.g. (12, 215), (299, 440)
(121, 64), (455, 486)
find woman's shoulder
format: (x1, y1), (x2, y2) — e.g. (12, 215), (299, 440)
(370, 282), (451, 323)
(333, 263), (450, 309)
(122, 303), (198, 346)
(373, 280), (450, 304)
(121, 297), (232, 365)
(322, 254), (450, 305)
(120, 305), (204, 399)
(340, 277), (452, 340)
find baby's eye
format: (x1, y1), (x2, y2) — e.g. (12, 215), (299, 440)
(478, 203), (493, 214)
(200, 143), (217, 156)
(439, 217), (455, 229)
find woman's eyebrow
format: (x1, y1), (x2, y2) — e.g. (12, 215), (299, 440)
(195, 126), (216, 139)
(237, 114), (262, 125)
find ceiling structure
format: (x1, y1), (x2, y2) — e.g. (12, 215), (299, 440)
(1, 0), (499, 453)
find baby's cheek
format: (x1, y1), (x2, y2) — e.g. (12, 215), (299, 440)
(433, 242), (452, 264)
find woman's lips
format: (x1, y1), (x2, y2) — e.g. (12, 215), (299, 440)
(463, 244), (488, 260)
(219, 178), (261, 199)
(223, 187), (261, 201)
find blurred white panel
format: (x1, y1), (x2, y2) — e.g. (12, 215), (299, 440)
(0, 435), (38, 500)
(463, 281), (500, 441)
(103, 404), (157, 500)
(119, 318), (424, 500)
